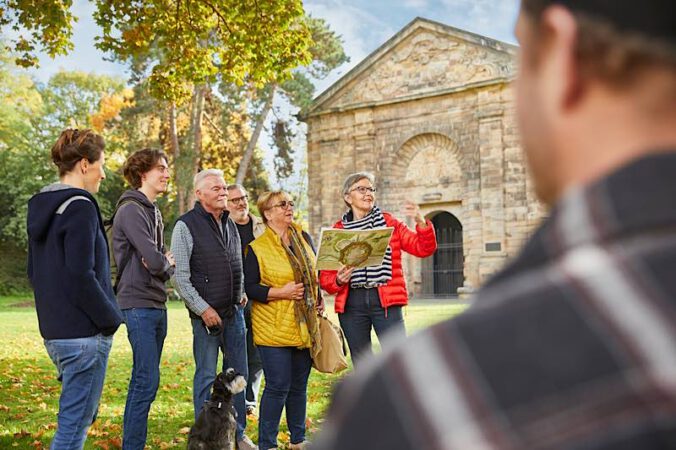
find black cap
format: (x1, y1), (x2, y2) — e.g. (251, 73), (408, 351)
(542, 0), (675, 46)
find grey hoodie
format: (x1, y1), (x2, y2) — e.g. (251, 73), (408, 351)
(112, 189), (174, 309)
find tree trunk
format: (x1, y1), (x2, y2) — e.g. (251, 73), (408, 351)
(168, 102), (186, 213)
(188, 85), (206, 209)
(235, 84), (276, 185)
(174, 86), (206, 214)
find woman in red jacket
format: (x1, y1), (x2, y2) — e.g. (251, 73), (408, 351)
(319, 172), (437, 367)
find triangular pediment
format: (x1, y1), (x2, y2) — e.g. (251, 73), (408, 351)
(307, 18), (517, 116)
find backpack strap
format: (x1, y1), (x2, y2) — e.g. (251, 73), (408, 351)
(56, 196), (90, 214)
(108, 198), (149, 292)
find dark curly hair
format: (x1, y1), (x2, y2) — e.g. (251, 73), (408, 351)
(123, 148), (168, 189)
(51, 129), (105, 177)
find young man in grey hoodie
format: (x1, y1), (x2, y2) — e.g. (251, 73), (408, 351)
(112, 148), (175, 450)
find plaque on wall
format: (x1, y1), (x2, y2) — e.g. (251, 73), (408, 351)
(485, 242), (502, 252)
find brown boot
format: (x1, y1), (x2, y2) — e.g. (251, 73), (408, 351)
(289, 442), (306, 450)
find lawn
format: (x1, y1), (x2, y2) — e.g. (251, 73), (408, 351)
(0, 295), (466, 449)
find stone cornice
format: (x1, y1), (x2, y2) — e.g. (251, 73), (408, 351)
(303, 77), (514, 120)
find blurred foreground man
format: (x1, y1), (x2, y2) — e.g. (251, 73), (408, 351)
(311, 1), (676, 449)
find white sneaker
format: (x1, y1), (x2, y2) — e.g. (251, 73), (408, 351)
(237, 435), (258, 450)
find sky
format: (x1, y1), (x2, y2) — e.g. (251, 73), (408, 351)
(18, 0), (521, 187)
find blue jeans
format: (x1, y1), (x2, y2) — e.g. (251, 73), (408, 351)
(244, 302), (263, 409)
(121, 308), (167, 450)
(257, 346), (312, 449)
(44, 334), (113, 450)
(191, 307), (248, 440)
(338, 287), (405, 367)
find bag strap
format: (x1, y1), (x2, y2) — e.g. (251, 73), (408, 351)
(56, 195), (90, 214)
(109, 198), (149, 290)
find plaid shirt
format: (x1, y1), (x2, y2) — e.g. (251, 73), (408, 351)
(311, 152), (676, 450)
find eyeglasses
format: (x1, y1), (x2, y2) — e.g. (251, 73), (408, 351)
(350, 186), (376, 195)
(271, 200), (295, 210)
(228, 195), (248, 205)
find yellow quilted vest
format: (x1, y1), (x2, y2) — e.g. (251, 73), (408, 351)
(250, 225), (315, 348)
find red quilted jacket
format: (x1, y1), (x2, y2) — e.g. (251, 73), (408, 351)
(319, 212), (437, 313)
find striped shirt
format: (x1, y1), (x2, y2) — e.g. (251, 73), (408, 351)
(311, 152), (676, 450)
(170, 220), (216, 316)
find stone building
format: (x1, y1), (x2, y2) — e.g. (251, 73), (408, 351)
(303, 17), (544, 297)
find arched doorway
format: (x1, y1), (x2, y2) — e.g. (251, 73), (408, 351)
(421, 211), (464, 297)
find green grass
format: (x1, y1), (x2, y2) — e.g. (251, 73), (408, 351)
(0, 296), (466, 449)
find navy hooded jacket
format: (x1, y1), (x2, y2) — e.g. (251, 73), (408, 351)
(27, 184), (123, 339)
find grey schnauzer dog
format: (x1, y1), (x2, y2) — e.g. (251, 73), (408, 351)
(187, 368), (247, 450)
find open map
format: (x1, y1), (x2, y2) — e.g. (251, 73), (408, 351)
(315, 227), (394, 270)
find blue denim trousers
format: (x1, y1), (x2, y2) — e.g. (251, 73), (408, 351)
(244, 302), (263, 409)
(191, 306), (248, 440)
(44, 333), (113, 450)
(121, 308), (167, 450)
(338, 287), (405, 367)
(257, 346), (312, 449)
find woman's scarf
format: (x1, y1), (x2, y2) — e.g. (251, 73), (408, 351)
(341, 205), (393, 288)
(283, 226), (322, 358)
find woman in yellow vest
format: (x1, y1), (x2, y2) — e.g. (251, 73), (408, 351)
(244, 191), (324, 450)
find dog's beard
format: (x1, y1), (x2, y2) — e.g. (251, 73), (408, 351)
(227, 375), (247, 395)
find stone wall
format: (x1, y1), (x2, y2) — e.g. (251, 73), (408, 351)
(305, 19), (545, 295)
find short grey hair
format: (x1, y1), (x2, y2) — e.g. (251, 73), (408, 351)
(342, 171), (375, 208)
(226, 183), (247, 195)
(194, 168), (225, 190)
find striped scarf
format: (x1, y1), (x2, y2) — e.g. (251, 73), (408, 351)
(341, 206), (393, 288)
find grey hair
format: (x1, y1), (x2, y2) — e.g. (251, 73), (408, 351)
(194, 168), (225, 190)
(342, 171), (375, 208)
(226, 183), (247, 195)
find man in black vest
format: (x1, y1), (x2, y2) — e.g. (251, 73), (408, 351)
(171, 169), (257, 450)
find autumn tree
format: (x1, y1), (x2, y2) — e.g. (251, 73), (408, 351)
(0, 0), (76, 67)
(1, 0), (312, 213)
(0, 58), (129, 245)
(234, 15), (349, 185)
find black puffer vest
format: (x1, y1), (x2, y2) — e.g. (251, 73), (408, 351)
(178, 202), (243, 319)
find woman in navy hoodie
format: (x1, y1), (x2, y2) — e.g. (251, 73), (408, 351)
(27, 129), (123, 450)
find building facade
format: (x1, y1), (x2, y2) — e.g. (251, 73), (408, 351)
(304, 18), (545, 297)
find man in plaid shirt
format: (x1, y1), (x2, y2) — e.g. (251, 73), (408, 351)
(311, 0), (676, 449)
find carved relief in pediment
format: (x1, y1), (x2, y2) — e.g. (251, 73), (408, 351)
(327, 30), (515, 109)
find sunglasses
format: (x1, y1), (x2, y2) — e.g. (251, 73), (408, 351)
(272, 200), (295, 210)
(228, 195), (248, 205)
(350, 186), (376, 194)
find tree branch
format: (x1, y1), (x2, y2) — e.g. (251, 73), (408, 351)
(203, 112), (225, 140)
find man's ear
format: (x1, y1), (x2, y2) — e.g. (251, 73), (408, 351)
(541, 5), (585, 111)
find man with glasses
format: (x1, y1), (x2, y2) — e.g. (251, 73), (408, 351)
(225, 184), (266, 417)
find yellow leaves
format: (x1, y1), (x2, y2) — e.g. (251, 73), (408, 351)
(90, 91), (135, 132)
(178, 426), (191, 434)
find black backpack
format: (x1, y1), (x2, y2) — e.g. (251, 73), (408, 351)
(104, 197), (147, 293)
